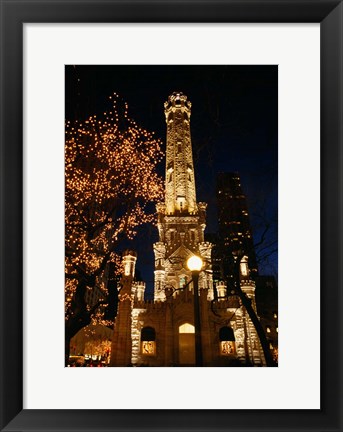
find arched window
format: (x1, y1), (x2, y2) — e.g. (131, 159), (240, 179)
(141, 327), (155, 341)
(141, 327), (156, 356)
(219, 326), (235, 341)
(179, 323), (195, 334)
(219, 326), (235, 356)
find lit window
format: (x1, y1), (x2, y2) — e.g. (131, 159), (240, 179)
(179, 323), (195, 333)
(276, 327), (278, 333)
(240, 260), (248, 276)
(274, 312), (277, 319)
(266, 326), (271, 333)
(219, 327), (235, 356)
(141, 327), (156, 356)
(269, 342), (273, 349)
(179, 275), (187, 288)
(220, 341), (235, 355)
(142, 341), (155, 356)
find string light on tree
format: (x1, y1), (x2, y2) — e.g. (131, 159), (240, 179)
(65, 94), (164, 364)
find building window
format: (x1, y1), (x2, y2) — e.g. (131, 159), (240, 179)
(273, 312), (278, 319)
(179, 275), (187, 288)
(142, 341), (155, 356)
(219, 327), (235, 356)
(179, 323), (195, 333)
(266, 326), (271, 333)
(141, 327), (156, 356)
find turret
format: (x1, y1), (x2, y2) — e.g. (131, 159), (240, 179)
(135, 281), (146, 302)
(216, 281), (227, 300)
(239, 255), (256, 306)
(121, 250), (137, 296)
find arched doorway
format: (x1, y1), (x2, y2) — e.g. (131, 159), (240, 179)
(178, 323), (195, 365)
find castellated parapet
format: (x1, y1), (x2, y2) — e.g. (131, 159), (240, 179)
(164, 92), (192, 118)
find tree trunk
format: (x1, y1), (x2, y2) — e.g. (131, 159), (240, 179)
(65, 333), (71, 366)
(237, 287), (275, 366)
(233, 261), (275, 367)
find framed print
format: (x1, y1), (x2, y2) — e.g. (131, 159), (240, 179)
(0, 1), (342, 431)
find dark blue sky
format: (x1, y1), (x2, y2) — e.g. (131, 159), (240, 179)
(65, 65), (278, 293)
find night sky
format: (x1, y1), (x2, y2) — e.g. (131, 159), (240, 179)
(65, 65), (278, 294)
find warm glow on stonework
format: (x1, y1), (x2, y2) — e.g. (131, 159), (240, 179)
(65, 93), (164, 327)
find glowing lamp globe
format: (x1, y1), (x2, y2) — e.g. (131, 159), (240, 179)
(187, 256), (203, 272)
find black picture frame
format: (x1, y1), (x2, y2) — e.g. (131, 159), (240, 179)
(0, 1), (342, 431)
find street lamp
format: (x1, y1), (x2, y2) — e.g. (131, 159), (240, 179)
(187, 255), (203, 366)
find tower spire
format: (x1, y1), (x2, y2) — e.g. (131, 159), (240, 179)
(153, 92), (214, 302)
(164, 92), (197, 215)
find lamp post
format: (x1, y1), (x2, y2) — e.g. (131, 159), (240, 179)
(187, 255), (203, 367)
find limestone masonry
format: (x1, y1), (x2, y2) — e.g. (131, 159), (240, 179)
(110, 92), (266, 366)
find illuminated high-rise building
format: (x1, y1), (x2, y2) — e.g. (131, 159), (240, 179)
(216, 172), (258, 280)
